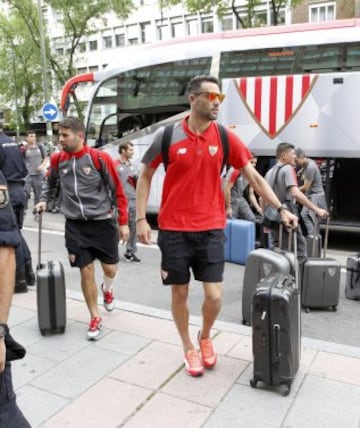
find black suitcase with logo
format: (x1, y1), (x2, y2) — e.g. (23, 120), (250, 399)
(345, 254), (360, 300)
(36, 212), (66, 336)
(302, 217), (340, 312)
(250, 231), (300, 396)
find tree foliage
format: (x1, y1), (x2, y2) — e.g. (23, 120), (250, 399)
(0, 0), (135, 126)
(161, 0), (304, 27)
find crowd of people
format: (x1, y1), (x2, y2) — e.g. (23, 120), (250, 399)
(0, 74), (330, 426)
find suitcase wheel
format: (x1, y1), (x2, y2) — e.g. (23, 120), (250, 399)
(60, 327), (66, 334)
(282, 384), (291, 397)
(332, 305), (337, 312)
(40, 329), (47, 336)
(242, 319), (250, 326)
(305, 307), (310, 313)
(250, 379), (258, 388)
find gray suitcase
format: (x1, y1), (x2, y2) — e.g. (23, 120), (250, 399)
(242, 226), (295, 326)
(345, 254), (360, 300)
(302, 217), (340, 312)
(36, 212), (66, 336)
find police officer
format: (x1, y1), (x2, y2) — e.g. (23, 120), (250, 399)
(0, 169), (31, 427)
(0, 122), (35, 293)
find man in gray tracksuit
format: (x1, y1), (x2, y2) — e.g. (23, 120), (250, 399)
(36, 117), (129, 340)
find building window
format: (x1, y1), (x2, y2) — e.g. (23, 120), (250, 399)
(56, 48), (64, 55)
(89, 40), (98, 51)
(201, 17), (213, 33)
(103, 36), (112, 49)
(186, 18), (198, 35)
(115, 34), (125, 47)
(222, 15), (233, 31)
(140, 22), (151, 43)
(309, 2), (335, 22)
(78, 42), (86, 53)
(77, 67), (87, 74)
(89, 66), (99, 72)
(171, 18), (184, 38)
(157, 24), (168, 40)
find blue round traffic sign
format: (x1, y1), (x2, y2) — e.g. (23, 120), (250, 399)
(42, 103), (59, 121)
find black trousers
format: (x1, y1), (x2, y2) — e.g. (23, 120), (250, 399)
(0, 364), (31, 428)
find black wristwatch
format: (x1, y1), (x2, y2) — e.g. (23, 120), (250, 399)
(0, 323), (8, 339)
(277, 205), (286, 213)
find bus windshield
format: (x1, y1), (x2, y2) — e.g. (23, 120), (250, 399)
(86, 57), (212, 147)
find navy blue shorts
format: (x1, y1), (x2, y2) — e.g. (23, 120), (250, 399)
(157, 229), (225, 285)
(0, 364), (31, 427)
(65, 218), (119, 268)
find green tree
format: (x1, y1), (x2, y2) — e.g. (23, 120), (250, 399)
(0, 13), (43, 130)
(161, 0), (303, 28)
(2, 0), (135, 120)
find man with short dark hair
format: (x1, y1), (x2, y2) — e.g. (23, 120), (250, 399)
(115, 141), (141, 262)
(24, 130), (48, 216)
(136, 75), (297, 377)
(295, 147), (327, 235)
(36, 117), (129, 340)
(264, 142), (328, 260)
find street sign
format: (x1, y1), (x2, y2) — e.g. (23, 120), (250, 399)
(42, 102), (59, 121)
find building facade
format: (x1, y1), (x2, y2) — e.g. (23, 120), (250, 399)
(292, 0), (360, 23)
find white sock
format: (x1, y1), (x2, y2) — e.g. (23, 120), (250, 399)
(102, 274), (117, 291)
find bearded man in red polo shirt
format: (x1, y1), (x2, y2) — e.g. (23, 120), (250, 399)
(136, 75), (297, 377)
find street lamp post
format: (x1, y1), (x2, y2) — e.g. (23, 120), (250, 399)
(37, 0), (53, 148)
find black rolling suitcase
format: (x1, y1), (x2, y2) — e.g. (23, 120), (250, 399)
(250, 230), (300, 396)
(242, 225), (295, 326)
(301, 217), (340, 312)
(345, 254), (360, 300)
(36, 212), (66, 336)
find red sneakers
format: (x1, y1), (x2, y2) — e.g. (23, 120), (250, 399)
(184, 349), (204, 377)
(198, 331), (217, 369)
(87, 317), (102, 340)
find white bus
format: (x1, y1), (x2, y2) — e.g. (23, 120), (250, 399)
(61, 19), (360, 230)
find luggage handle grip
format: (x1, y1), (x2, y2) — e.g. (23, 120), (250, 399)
(322, 215), (330, 258)
(37, 210), (43, 269)
(273, 324), (281, 361)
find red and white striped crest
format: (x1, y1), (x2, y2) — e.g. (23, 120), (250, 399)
(237, 74), (318, 138)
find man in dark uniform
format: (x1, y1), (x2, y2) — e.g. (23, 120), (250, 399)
(0, 122), (35, 293)
(0, 169), (31, 427)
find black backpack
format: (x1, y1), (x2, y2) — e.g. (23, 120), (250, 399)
(161, 123), (229, 174)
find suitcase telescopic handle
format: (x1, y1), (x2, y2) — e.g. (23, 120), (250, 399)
(37, 210), (43, 269)
(311, 216), (320, 257)
(323, 216), (330, 258)
(279, 223), (292, 252)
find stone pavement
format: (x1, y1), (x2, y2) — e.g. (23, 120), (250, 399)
(9, 287), (360, 428)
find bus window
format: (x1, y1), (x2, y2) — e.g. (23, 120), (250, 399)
(345, 43), (360, 69)
(86, 56), (212, 146)
(219, 42), (360, 78)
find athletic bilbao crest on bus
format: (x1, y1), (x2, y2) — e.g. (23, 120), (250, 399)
(237, 74), (318, 138)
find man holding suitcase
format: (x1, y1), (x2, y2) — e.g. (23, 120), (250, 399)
(295, 147), (328, 236)
(0, 169), (31, 426)
(36, 117), (129, 340)
(264, 142), (328, 261)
